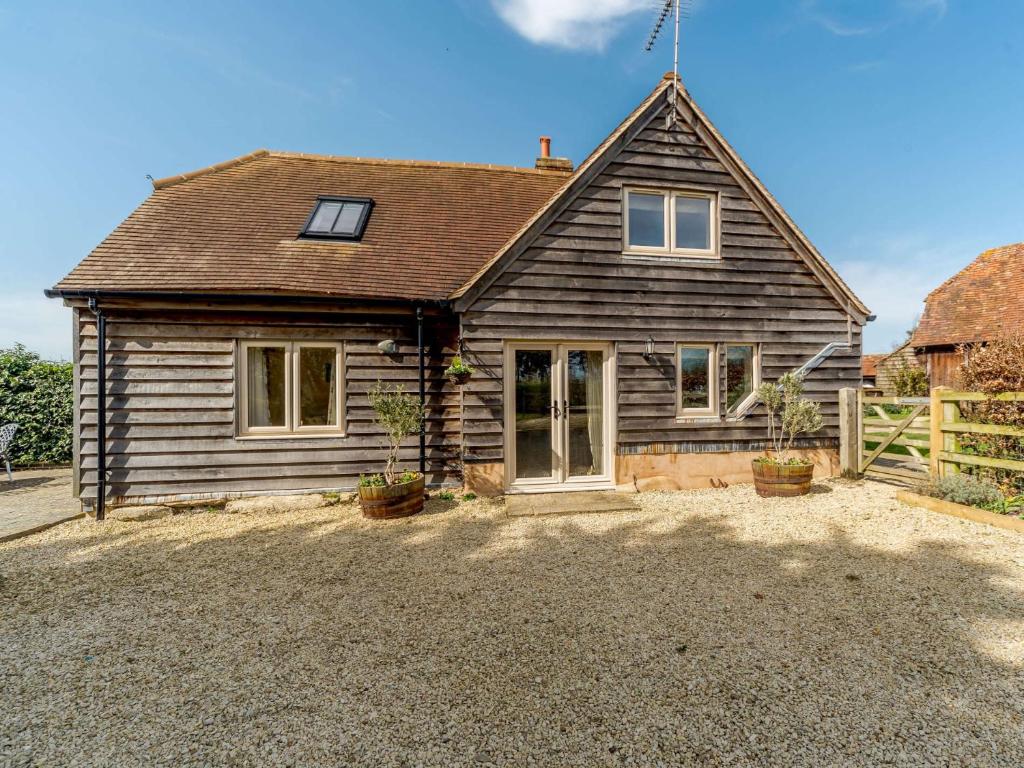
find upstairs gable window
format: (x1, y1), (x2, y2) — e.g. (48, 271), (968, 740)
(624, 187), (718, 258)
(301, 196), (373, 240)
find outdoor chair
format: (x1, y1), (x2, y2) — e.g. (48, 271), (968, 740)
(0, 423), (17, 481)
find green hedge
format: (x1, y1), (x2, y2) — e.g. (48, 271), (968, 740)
(0, 344), (73, 465)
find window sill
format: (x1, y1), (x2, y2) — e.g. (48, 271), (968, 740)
(622, 251), (721, 264)
(236, 432), (348, 441)
(675, 415), (721, 424)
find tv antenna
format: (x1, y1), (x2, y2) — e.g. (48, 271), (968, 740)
(644, 0), (689, 125)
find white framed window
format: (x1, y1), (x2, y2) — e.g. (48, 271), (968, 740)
(623, 187), (718, 258)
(239, 340), (345, 437)
(725, 343), (760, 415)
(677, 344), (718, 417)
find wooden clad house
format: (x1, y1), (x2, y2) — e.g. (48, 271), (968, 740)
(48, 74), (870, 512)
(912, 242), (1024, 387)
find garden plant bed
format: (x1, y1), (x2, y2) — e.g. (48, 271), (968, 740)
(896, 489), (1024, 533)
(2, 479), (1023, 766)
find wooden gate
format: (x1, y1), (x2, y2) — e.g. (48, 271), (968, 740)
(840, 391), (930, 485)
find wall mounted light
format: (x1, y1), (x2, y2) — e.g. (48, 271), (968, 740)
(377, 339), (398, 355)
(643, 336), (656, 361)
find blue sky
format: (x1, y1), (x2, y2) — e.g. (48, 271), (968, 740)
(1, 0), (1021, 359)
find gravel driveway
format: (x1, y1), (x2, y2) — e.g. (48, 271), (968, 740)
(2, 479), (1023, 767)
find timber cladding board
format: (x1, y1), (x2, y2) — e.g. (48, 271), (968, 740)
(75, 309), (461, 500)
(460, 99), (861, 464)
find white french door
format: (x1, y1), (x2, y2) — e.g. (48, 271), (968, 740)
(504, 341), (615, 492)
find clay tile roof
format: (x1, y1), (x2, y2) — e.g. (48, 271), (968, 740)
(52, 150), (569, 301)
(862, 354), (884, 377)
(912, 242), (1024, 348)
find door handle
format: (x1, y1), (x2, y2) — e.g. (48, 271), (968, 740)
(551, 402), (561, 419)
(563, 400), (569, 420)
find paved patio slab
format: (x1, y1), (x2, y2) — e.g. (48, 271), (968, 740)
(0, 468), (82, 542)
(505, 490), (638, 517)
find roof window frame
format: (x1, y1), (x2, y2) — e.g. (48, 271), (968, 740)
(300, 195), (374, 241)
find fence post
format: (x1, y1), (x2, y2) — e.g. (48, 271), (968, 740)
(943, 395), (962, 476)
(838, 387), (860, 478)
(929, 386), (949, 478)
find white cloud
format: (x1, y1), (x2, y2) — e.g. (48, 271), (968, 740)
(0, 291), (73, 362)
(802, 0), (947, 37)
(491, 0), (653, 51)
(832, 234), (972, 353)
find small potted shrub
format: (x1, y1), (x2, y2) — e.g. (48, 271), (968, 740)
(444, 355), (474, 386)
(358, 382), (426, 519)
(751, 372), (824, 497)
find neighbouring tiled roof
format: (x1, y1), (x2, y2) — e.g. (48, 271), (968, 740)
(862, 354), (884, 377)
(912, 242), (1024, 348)
(53, 150), (568, 301)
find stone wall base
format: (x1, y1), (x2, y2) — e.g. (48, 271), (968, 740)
(616, 448), (838, 492)
(464, 450), (839, 496)
(463, 462), (506, 496)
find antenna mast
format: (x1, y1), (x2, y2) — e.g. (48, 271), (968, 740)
(645, 0), (684, 125)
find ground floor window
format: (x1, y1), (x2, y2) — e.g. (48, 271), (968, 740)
(239, 340), (344, 436)
(677, 342), (760, 418)
(725, 344), (759, 414)
(677, 344), (717, 417)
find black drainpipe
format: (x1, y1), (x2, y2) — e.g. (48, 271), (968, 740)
(88, 297), (107, 521)
(416, 306), (426, 475)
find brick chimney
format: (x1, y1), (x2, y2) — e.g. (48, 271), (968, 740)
(535, 136), (573, 172)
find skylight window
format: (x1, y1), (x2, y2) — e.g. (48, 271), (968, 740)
(301, 196), (373, 240)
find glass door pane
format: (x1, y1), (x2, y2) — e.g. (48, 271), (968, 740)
(514, 349), (555, 480)
(566, 349), (604, 478)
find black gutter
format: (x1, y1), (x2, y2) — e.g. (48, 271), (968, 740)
(416, 305), (426, 475)
(88, 298), (107, 522)
(44, 288), (452, 310)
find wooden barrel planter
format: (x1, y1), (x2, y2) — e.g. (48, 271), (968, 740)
(751, 460), (814, 498)
(358, 474), (426, 519)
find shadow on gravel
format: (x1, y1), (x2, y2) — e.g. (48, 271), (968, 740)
(2, 496), (1023, 767)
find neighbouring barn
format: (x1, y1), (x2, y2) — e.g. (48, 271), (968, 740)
(861, 354), (883, 389)
(912, 242), (1024, 387)
(47, 74), (870, 513)
(866, 340), (922, 396)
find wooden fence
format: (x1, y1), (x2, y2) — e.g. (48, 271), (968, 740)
(931, 388), (1024, 478)
(839, 387), (1024, 484)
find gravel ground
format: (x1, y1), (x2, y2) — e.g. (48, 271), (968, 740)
(2, 479), (1023, 767)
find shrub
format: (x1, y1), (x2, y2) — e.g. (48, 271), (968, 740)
(0, 344), (73, 465)
(983, 495), (1024, 519)
(462, 492), (477, 501)
(954, 335), (1024, 495)
(754, 373), (823, 465)
(359, 473), (386, 488)
(367, 382), (425, 485)
(436, 490), (456, 501)
(891, 361), (929, 397)
(915, 474), (1003, 508)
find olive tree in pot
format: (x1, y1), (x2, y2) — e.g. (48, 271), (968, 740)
(752, 372), (824, 497)
(358, 382), (426, 519)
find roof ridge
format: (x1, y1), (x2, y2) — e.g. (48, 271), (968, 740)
(150, 149), (571, 190)
(151, 149), (271, 190)
(921, 241), (1024, 301)
(265, 150), (570, 176)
